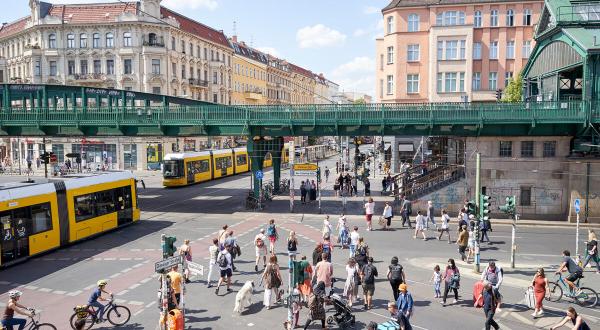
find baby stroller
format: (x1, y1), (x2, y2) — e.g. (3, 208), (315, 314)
(326, 292), (355, 329)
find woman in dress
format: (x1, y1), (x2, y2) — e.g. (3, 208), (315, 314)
(178, 239), (192, 283)
(297, 255), (313, 303)
(531, 268), (549, 317)
(336, 215), (349, 248)
(266, 219), (278, 255)
(262, 255), (283, 309)
(343, 258), (359, 307)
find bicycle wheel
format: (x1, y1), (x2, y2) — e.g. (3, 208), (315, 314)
(69, 313), (94, 330)
(107, 305), (131, 326)
(33, 323), (58, 330)
(575, 287), (598, 308)
(546, 282), (563, 302)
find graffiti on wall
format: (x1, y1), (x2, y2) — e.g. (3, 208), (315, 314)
(487, 187), (563, 207)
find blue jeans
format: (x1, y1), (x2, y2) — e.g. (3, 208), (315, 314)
(349, 244), (356, 257)
(583, 254), (600, 271)
(90, 301), (107, 320)
(427, 216), (436, 228)
(1, 318), (27, 330)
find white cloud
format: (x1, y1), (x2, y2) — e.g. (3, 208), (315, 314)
(296, 24), (347, 49)
(256, 46), (282, 58)
(353, 28), (368, 37)
(162, 0), (218, 11)
(354, 19), (385, 39)
(363, 6), (380, 15)
(329, 57), (376, 97)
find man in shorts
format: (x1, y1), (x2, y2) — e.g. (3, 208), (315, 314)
(556, 250), (583, 295)
(360, 257), (378, 310)
(254, 229), (268, 272)
(215, 244), (233, 295)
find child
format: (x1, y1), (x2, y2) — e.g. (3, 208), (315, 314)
(292, 289), (302, 327)
(431, 265), (442, 298)
(322, 235), (333, 262)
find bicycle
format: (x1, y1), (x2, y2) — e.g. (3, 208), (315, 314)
(245, 191), (263, 211)
(546, 273), (598, 308)
(69, 298), (131, 330)
(1, 309), (57, 330)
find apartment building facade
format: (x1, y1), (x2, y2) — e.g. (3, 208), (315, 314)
(230, 37), (268, 105)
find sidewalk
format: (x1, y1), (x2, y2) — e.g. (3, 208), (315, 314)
(487, 218), (600, 229)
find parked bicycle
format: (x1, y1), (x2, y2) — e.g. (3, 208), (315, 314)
(278, 179), (290, 194)
(245, 191), (263, 211)
(1, 309), (56, 330)
(547, 273), (598, 308)
(69, 298), (130, 329)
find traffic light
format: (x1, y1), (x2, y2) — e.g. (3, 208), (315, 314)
(162, 236), (177, 258)
(466, 200), (476, 215)
(363, 168), (370, 178)
(499, 196), (516, 215)
(40, 152), (50, 164)
(480, 194), (491, 221)
(496, 89), (503, 101)
(316, 168), (321, 183)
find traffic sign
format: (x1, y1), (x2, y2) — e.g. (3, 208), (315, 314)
(293, 163), (318, 171)
(187, 261), (204, 276)
(294, 170), (317, 176)
(155, 255), (183, 272)
(574, 198), (581, 214)
(255, 170), (263, 180)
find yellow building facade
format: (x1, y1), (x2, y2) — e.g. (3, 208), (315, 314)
(230, 38), (268, 105)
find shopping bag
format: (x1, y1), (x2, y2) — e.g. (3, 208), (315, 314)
(524, 286), (536, 309)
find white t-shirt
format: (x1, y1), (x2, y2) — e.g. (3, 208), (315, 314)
(254, 233), (267, 249)
(383, 205), (393, 218)
(323, 220), (332, 234)
(441, 214), (450, 229)
(364, 202), (375, 215)
(338, 218), (347, 230)
(350, 231), (360, 246)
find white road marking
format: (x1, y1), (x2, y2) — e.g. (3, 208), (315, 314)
(192, 195), (232, 200)
(117, 290), (129, 296)
(510, 311), (534, 325)
(67, 290), (82, 296)
(38, 288), (52, 293)
(52, 290), (66, 295)
(128, 300), (144, 305)
(138, 195), (161, 199)
(24, 285), (38, 290)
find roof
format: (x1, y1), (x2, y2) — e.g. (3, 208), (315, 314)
(0, 17), (29, 39)
(160, 7), (231, 49)
(164, 152), (210, 160)
(230, 40), (268, 64)
(62, 171), (134, 190)
(49, 2), (137, 24)
(289, 63), (313, 78)
(383, 0), (542, 11)
(562, 27), (600, 51)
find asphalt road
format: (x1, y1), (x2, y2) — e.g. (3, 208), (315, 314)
(1, 152), (600, 330)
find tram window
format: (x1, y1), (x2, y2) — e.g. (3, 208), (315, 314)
(216, 157), (232, 170)
(12, 208), (28, 239)
(31, 203), (52, 234)
(75, 194), (95, 221)
(75, 186), (133, 221)
(115, 186), (132, 210)
(236, 155), (247, 166)
(190, 160), (209, 174)
(96, 190), (116, 216)
(163, 160), (183, 178)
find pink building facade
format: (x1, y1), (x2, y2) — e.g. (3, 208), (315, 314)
(376, 0), (543, 103)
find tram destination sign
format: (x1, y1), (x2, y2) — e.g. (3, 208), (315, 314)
(155, 255), (183, 273)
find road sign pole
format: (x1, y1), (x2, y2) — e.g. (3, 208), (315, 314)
(511, 213), (518, 269)
(474, 153), (481, 273)
(289, 141), (294, 213)
(317, 160), (322, 214)
(160, 234), (167, 330)
(575, 198), (581, 262)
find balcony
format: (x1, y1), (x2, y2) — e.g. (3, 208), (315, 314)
(72, 73), (105, 82)
(189, 78), (208, 87)
(244, 90), (263, 100)
(143, 41), (165, 47)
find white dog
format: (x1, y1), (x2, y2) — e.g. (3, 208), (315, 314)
(233, 280), (254, 314)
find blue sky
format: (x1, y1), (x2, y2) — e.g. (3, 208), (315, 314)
(4, 0), (389, 96)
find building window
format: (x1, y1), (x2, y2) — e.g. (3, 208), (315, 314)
(181, 40), (185, 53)
(34, 61), (41, 76)
(489, 72), (498, 90)
(407, 74), (419, 93)
(213, 71), (218, 84)
(473, 42), (482, 59)
(93, 60), (101, 74)
(181, 64), (186, 79)
(474, 11), (482, 27)
(499, 141), (512, 157)
(523, 9), (532, 25)
(171, 37), (176, 50)
(408, 14), (419, 32)
(152, 87), (161, 94)
(123, 32), (132, 47)
(79, 33), (87, 48)
(407, 44), (419, 61)
(445, 40), (458, 60)
(507, 41), (515, 59)
(505, 71), (513, 87)
(473, 72), (481, 91)
(386, 75), (394, 95)
(387, 46), (394, 64)
(444, 72), (457, 92)
(490, 41), (498, 59)
(67, 33), (75, 48)
(436, 73), (443, 93)
(152, 59), (160, 74)
(67, 60), (75, 75)
(521, 141), (534, 157)
(436, 11), (466, 26)
(379, 79), (383, 99)
(106, 33), (114, 48)
(543, 141), (556, 157)
(506, 9), (515, 26)
(491, 9), (498, 26)
(522, 41), (532, 58)
(213, 93), (218, 103)
(49, 61), (57, 76)
(387, 16), (394, 34)
(459, 40), (466, 59)
(106, 59), (114, 75)
(93, 33), (100, 48)
(459, 72), (465, 92)
(80, 60), (88, 75)
(437, 41), (444, 59)
(123, 59), (132, 74)
(48, 33), (56, 49)
(520, 187), (531, 206)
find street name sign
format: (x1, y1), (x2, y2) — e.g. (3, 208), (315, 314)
(188, 261), (204, 276)
(293, 163), (318, 176)
(155, 255), (183, 273)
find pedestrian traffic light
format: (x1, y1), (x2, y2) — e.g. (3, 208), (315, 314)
(162, 236), (177, 258)
(466, 200), (476, 215)
(363, 168), (370, 178)
(316, 168), (321, 183)
(480, 194), (491, 221)
(40, 152), (50, 164)
(496, 89), (503, 101)
(499, 196), (516, 215)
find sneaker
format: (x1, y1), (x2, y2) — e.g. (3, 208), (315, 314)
(207, 283), (213, 288)
(215, 288), (219, 295)
(531, 312), (538, 317)
(255, 265), (258, 272)
(452, 299), (458, 304)
(227, 288), (233, 292)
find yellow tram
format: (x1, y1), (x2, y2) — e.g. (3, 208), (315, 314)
(0, 171), (140, 267)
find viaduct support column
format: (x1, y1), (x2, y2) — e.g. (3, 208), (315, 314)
(271, 137), (284, 193)
(247, 137), (267, 197)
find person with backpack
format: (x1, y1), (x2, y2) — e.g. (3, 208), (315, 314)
(215, 244), (233, 295)
(262, 255), (283, 309)
(396, 284), (413, 320)
(482, 282), (500, 330)
(266, 219), (278, 255)
(480, 218), (491, 243)
(287, 231), (298, 261)
(254, 229), (268, 272)
(360, 257), (378, 310)
(387, 256), (406, 301)
(224, 231), (239, 272)
(355, 237), (370, 270)
(322, 235), (333, 262)
(441, 258), (460, 306)
(207, 238), (219, 288)
(481, 261), (503, 312)
(314, 253), (333, 295)
(303, 281), (327, 330)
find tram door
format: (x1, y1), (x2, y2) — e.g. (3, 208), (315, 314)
(187, 162), (195, 184)
(1, 211), (29, 265)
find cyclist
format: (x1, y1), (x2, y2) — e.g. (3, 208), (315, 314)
(550, 307), (590, 330)
(2, 290), (33, 330)
(555, 250), (583, 295)
(88, 280), (113, 323)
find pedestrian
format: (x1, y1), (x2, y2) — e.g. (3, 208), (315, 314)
(336, 215), (349, 248)
(287, 231), (298, 261)
(297, 255), (313, 303)
(396, 284), (414, 320)
(480, 217), (491, 243)
(441, 258), (460, 306)
(322, 215), (332, 239)
(303, 281), (327, 330)
(355, 237), (370, 271)
(386, 301), (412, 330)
(531, 267), (549, 317)
(215, 244), (233, 295)
(312, 242), (323, 266)
(217, 224), (228, 249)
(386, 174), (393, 193)
(382, 201), (393, 231)
(325, 166), (330, 182)
(426, 201), (437, 230)
(387, 256), (406, 301)
(262, 255), (283, 309)
(167, 265), (182, 305)
(467, 225), (476, 263)
(335, 161), (339, 174)
(437, 209), (452, 243)
(413, 210), (427, 240)
(349, 226), (360, 257)
(550, 307), (591, 330)
(364, 177), (371, 196)
(334, 175), (341, 197)
(300, 181), (307, 204)
(457, 225), (469, 262)
(254, 228), (268, 272)
(458, 209), (468, 232)
(345, 173), (352, 196)
(360, 257), (378, 310)
(344, 258), (360, 307)
(431, 265), (442, 298)
(322, 235), (333, 262)
(364, 197), (375, 231)
(224, 230), (239, 272)
(351, 175), (358, 196)
(400, 196), (412, 228)
(482, 282), (499, 330)
(266, 219), (278, 255)
(314, 253), (333, 295)
(207, 238), (219, 288)
(310, 180), (317, 202)
(178, 239), (192, 283)
(582, 230), (600, 273)
(381, 176), (387, 195)
(481, 261), (504, 312)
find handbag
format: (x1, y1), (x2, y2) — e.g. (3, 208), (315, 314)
(524, 286), (536, 309)
(235, 245), (242, 257)
(378, 216), (386, 227)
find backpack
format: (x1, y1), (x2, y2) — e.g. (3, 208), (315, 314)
(256, 237), (264, 248)
(217, 252), (229, 268)
(322, 243), (330, 255)
(267, 225), (276, 237)
(363, 264), (375, 283)
(287, 239), (296, 251)
(390, 264), (403, 281)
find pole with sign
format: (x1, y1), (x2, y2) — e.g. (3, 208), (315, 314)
(575, 198), (581, 261)
(289, 141), (295, 213)
(256, 170), (264, 210)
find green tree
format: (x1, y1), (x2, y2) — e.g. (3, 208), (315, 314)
(307, 136), (318, 146)
(353, 98), (366, 105)
(502, 74), (523, 102)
